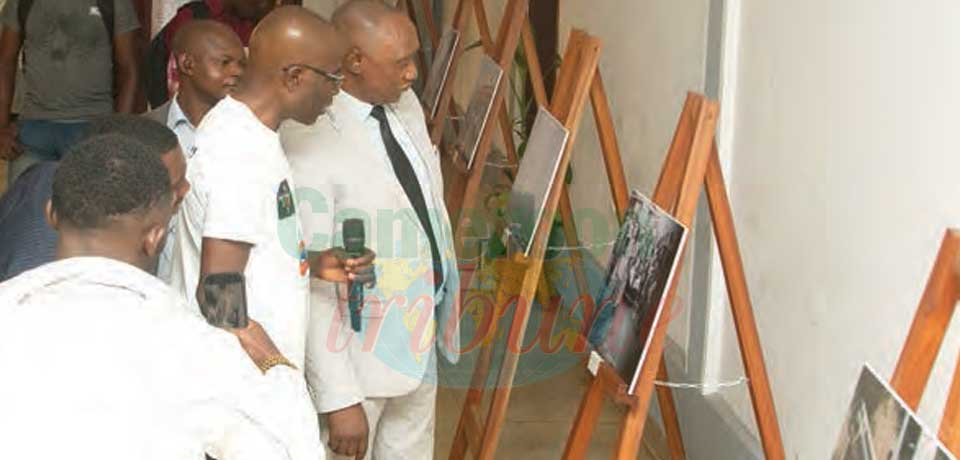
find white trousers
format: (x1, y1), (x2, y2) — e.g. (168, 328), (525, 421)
(322, 375), (437, 460)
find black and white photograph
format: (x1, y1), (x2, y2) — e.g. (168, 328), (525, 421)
(587, 191), (687, 394)
(455, 54), (504, 170)
(832, 365), (954, 460)
(505, 106), (570, 256)
(421, 29), (460, 119)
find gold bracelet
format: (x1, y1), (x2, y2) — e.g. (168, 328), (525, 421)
(257, 355), (297, 374)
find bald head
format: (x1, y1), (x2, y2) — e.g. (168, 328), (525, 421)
(332, 0), (415, 50)
(172, 20), (245, 111)
(239, 6), (349, 127)
(249, 6), (344, 72)
(333, 0), (420, 105)
(172, 20), (240, 56)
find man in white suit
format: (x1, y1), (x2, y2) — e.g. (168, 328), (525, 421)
(280, 1), (460, 458)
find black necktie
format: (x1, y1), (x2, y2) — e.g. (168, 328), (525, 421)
(370, 105), (444, 293)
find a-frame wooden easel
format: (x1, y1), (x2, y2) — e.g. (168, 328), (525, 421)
(891, 229), (960, 455)
(563, 93), (786, 459)
(446, 29), (603, 460)
(437, 0), (608, 305)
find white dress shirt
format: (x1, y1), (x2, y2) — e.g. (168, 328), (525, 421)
(0, 257), (323, 460)
(167, 96), (198, 159)
(157, 96), (198, 283)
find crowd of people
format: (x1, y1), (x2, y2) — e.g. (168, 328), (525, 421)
(0, 1), (459, 459)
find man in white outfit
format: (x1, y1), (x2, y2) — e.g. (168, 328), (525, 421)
(169, 7), (374, 376)
(281, 1), (460, 458)
(0, 133), (322, 460)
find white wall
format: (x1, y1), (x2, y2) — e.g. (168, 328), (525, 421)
(712, 0), (960, 457)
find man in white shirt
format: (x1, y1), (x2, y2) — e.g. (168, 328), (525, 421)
(146, 20), (246, 159)
(281, 1), (460, 458)
(170, 7), (373, 375)
(147, 20), (245, 282)
(0, 133), (322, 460)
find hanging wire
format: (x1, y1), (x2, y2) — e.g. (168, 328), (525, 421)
(654, 377), (749, 391)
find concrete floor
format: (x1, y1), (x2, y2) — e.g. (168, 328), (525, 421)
(433, 365), (668, 459)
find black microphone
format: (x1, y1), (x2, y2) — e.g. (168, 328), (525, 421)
(343, 219), (365, 332)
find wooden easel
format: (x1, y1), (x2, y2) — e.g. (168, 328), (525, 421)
(448, 30), (692, 460)
(397, 0), (439, 78)
(446, 30), (599, 460)
(562, 93), (786, 459)
(437, 0), (608, 306)
(891, 229), (960, 455)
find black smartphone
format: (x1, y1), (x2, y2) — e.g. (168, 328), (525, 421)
(200, 272), (249, 329)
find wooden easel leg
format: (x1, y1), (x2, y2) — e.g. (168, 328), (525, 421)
(891, 229), (960, 409)
(616, 399), (646, 460)
(651, 93), (703, 212)
(939, 352), (960, 455)
(449, 336), (496, 460)
(590, 72), (629, 221)
(562, 372), (606, 459)
(429, 0), (474, 143)
(418, 0), (439, 48)
(704, 145), (785, 459)
(655, 361), (687, 460)
(522, 20), (549, 107)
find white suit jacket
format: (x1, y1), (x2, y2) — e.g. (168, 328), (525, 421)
(280, 89), (460, 412)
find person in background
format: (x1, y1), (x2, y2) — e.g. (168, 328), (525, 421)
(147, 0), (273, 107)
(280, 1), (460, 458)
(147, 19), (245, 160)
(147, 20), (244, 283)
(0, 133), (322, 460)
(0, 115), (187, 282)
(0, 0), (142, 184)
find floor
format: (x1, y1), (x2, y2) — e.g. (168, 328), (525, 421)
(433, 361), (668, 459)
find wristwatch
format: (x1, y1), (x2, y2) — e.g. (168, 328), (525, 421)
(256, 355), (297, 374)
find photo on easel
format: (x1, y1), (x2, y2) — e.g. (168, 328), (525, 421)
(455, 55), (504, 169)
(833, 365), (955, 460)
(505, 106), (569, 256)
(587, 191), (687, 394)
(421, 29), (460, 119)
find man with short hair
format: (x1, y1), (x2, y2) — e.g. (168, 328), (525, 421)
(0, 133), (323, 460)
(170, 7), (373, 387)
(149, 0), (274, 107)
(0, 115), (188, 282)
(281, 1), (460, 458)
(0, 0), (142, 183)
(148, 20), (245, 160)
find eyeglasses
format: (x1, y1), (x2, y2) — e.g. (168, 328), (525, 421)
(283, 63), (345, 85)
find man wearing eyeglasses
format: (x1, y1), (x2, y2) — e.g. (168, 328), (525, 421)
(169, 6), (375, 394)
(281, 1), (460, 458)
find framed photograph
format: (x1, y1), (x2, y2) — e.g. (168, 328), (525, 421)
(421, 29), (460, 120)
(456, 55), (504, 170)
(832, 365), (955, 460)
(587, 191), (688, 394)
(506, 106), (570, 256)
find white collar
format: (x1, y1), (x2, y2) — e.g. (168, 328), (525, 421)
(0, 257), (170, 306)
(167, 95), (194, 130)
(337, 89), (378, 122)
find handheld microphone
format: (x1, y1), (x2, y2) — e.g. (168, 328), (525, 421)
(343, 219), (365, 332)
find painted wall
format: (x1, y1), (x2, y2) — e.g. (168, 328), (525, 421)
(709, 1), (960, 457)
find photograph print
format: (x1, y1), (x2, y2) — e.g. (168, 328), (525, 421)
(505, 106), (570, 256)
(832, 365), (955, 460)
(587, 190), (687, 394)
(421, 29), (460, 119)
(455, 54), (504, 170)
